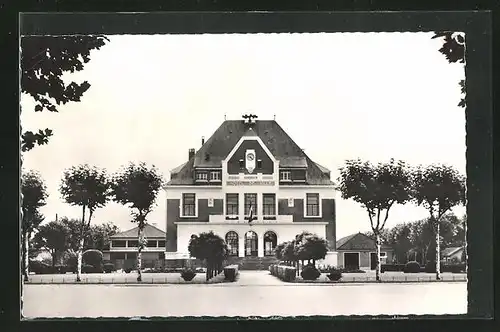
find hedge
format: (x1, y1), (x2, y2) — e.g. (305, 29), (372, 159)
(381, 264), (406, 272)
(223, 264), (239, 282)
(269, 264), (296, 282)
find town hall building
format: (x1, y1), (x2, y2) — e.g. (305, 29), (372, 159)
(164, 115), (338, 267)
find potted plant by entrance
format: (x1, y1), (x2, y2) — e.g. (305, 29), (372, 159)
(180, 267), (197, 281)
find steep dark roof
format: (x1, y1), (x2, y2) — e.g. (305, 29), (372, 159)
(167, 120), (333, 185)
(110, 223), (166, 239)
(336, 232), (393, 251)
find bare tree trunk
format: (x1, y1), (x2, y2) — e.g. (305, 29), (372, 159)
(76, 205), (86, 282)
(435, 222), (441, 280)
(376, 233), (381, 282)
(137, 225), (145, 282)
(23, 231), (30, 282)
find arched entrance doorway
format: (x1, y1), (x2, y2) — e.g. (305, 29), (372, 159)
(264, 231), (277, 256)
(225, 231), (239, 256)
(245, 231), (258, 257)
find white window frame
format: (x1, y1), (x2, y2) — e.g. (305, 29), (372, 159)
(196, 172), (208, 182)
(262, 193), (277, 217)
(280, 171), (291, 181)
(180, 193), (198, 218)
(304, 193), (322, 218)
(210, 171), (221, 182)
(225, 193), (239, 218)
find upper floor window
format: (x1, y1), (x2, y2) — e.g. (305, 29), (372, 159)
(158, 240), (166, 247)
(196, 172), (208, 181)
(244, 193), (257, 216)
(280, 171), (291, 181)
(210, 171), (221, 181)
(147, 240), (158, 248)
(128, 240), (139, 247)
(182, 193), (196, 216)
(226, 193), (239, 215)
(263, 193), (276, 216)
(112, 240), (126, 247)
(306, 193), (320, 217)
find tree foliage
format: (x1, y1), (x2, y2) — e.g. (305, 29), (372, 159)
(112, 162), (164, 229)
(21, 170), (48, 234)
(411, 164), (466, 221)
(33, 221), (68, 266)
(20, 35), (109, 152)
(294, 232), (328, 263)
(60, 164), (112, 219)
(188, 231), (228, 280)
(432, 32), (466, 108)
(337, 158), (412, 233)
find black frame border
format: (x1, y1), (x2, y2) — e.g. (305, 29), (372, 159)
(1, 5), (496, 332)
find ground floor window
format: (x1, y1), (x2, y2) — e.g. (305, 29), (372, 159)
(245, 231), (258, 257)
(225, 231), (239, 256)
(264, 231), (277, 256)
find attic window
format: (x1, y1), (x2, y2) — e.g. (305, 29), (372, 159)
(239, 159), (244, 168)
(257, 159), (262, 169)
(205, 153), (210, 161)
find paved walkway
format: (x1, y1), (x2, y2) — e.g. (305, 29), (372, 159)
(235, 271), (284, 286)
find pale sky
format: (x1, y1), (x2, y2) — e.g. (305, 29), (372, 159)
(21, 33), (466, 238)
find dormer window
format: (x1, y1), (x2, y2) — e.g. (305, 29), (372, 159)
(257, 159), (263, 169)
(280, 171), (291, 181)
(196, 172), (208, 181)
(210, 171), (221, 181)
(239, 159), (244, 168)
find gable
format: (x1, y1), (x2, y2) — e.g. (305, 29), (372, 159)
(166, 120), (334, 185)
(226, 139), (275, 175)
(111, 223), (166, 239)
(337, 233), (393, 251)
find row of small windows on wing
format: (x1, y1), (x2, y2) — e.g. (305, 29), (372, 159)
(194, 170), (298, 182)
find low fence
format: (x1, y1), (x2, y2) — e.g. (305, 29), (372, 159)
(296, 273), (467, 283)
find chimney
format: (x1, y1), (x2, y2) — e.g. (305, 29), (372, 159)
(188, 148), (195, 161)
(201, 136), (205, 146)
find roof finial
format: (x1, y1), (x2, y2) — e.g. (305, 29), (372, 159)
(224, 114), (227, 120)
(242, 113), (258, 124)
(273, 114), (276, 120)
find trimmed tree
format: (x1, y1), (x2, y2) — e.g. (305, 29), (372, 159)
(337, 158), (412, 281)
(60, 164), (112, 281)
(20, 35), (109, 151)
(111, 162), (164, 282)
(32, 221), (68, 267)
(295, 232), (328, 267)
(188, 231), (228, 281)
(21, 170), (48, 281)
(411, 164), (466, 280)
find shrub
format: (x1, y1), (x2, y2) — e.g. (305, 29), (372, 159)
(82, 249), (103, 269)
(381, 264), (405, 273)
(340, 268), (366, 273)
(103, 263), (115, 273)
(180, 268), (196, 281)
(442, 263), (466, 273)
(403, 261), (421, 273)
(272, 265), (296, 282)
(223, 264), (239, 282)
(301, 265), (321, 280)
(29, 260), (51, 274)
(327, 268), (343, 281)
